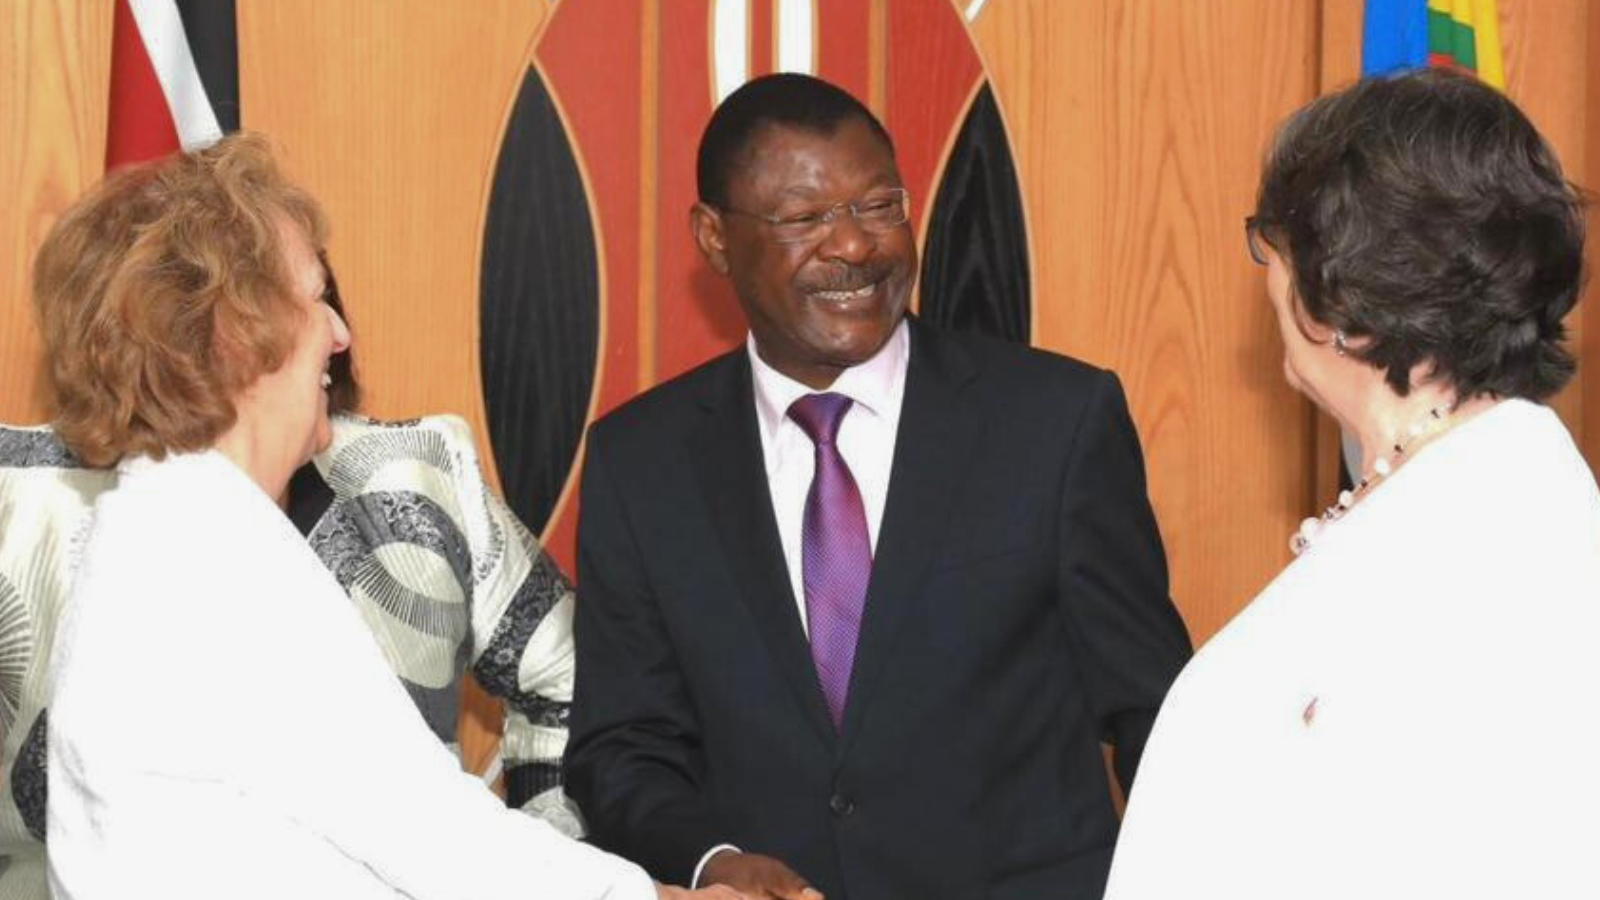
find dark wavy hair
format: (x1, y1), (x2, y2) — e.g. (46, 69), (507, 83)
(316, 251), (362, 414)
(1255, 68), (1585, 400)
(696, 73), (894, 208)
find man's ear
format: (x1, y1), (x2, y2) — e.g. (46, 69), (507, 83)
(690, 202), (731, 275)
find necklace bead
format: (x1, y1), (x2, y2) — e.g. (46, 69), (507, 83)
(1289, 403), (1458, 555)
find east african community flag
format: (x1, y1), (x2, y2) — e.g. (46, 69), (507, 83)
(1362, 0), (1504, 88)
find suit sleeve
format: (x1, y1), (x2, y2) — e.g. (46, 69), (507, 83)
(564, 426), (721, 886)
(1055, 371), (1193, 794)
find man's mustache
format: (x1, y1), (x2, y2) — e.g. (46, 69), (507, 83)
(796, 263), (898, 294)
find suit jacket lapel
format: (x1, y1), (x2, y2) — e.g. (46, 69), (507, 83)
(839, 322), (982, 748)
(688, 353), (839, 750)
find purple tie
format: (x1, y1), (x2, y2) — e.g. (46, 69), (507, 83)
(788, 392), (872, 728)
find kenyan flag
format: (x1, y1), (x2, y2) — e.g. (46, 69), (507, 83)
(106, 0), (238, 170)
(1362, 0), (1504, 88)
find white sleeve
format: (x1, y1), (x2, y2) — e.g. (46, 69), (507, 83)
(241, 576), (653, 900)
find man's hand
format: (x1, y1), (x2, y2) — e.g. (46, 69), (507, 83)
(655, 883), (749, 900)
(700, 850), (824, 900)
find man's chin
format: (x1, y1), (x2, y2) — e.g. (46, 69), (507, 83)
(817, 327), (900, 368)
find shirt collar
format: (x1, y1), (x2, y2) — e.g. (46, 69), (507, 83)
(748, 318), (910, 445)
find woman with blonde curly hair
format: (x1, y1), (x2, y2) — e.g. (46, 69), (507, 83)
(37, 133), (738, 900)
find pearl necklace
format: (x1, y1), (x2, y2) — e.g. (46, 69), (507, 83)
(1290, 403), (1457, 556)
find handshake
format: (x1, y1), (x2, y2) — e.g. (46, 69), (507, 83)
(657, 851), (823, 900)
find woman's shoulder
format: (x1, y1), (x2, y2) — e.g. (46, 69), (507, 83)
(314, 412), (506, 560)
(1490, 399), (1600, 507)
(1420, 399), (1592, 499)
(103, 450), (277, 536)
(1405, 400), (1600, 558)
(81, 452), (308, 624)
(317, 413), (490, 507)
(323, 413), (480, 468)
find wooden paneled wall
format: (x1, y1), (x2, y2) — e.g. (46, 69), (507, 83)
(971, 0), (1323, 646)
(2, 0), (1597, 764)
(237, 1), (552, 488)
(973, 0), (1596, 645)
(0, 1), (112, 424)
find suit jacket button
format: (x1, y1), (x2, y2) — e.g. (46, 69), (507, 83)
(829, 793), (854, 816)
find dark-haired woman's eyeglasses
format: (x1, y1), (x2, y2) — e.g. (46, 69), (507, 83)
(1244, 216), (1271, 266)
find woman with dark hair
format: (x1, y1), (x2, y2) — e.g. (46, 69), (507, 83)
(33, 133), (739, 900)
(1107, 70), (1600, 898)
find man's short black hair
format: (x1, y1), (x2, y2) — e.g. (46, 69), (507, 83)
(696, 73), (895, 208)
(1256, 68), (1585, 401)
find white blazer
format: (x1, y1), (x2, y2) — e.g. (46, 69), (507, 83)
(47, 449), (652, 900)
(1107, 399), (1600, 900)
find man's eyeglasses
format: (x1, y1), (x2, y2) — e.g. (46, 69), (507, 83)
(1244, 215), (1272, 266)
(720, 188), (910, 245)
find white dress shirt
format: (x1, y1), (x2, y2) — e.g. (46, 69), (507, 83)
(693, 320), (910, 886)
(749, 319), (909, 631)
(1105, 399), (1600, 899)
(47, 450), (653, 900)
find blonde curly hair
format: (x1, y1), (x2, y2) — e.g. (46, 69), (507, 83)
(33, 132), (329, 466)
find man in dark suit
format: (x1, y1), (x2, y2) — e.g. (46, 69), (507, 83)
(566, 74), (1192, 900)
